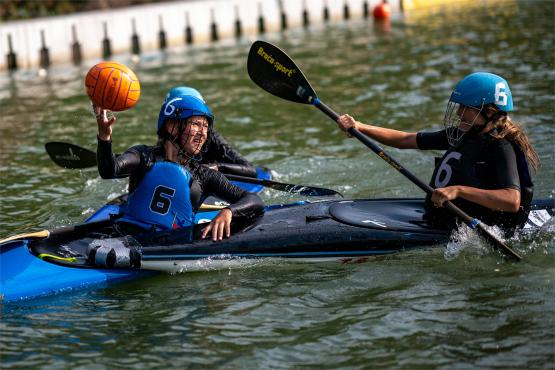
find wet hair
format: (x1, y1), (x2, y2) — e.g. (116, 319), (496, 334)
(156, 118), (183, 146)
(485, 105), (540, 172)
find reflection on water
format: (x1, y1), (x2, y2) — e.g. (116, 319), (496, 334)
(1, 1), (554, 369)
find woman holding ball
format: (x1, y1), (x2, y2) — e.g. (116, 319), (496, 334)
(93, 90), (264, 241)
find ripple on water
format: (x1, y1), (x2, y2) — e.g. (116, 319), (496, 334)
(1, 2), (555, 369)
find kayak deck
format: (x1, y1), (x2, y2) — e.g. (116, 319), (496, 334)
(0, 241), (150, 302)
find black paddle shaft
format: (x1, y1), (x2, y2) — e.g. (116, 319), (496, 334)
(226, 173), (342, 197)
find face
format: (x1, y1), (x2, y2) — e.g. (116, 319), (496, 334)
(163, 116), (209, 159)
(181, 116), (209, 155)
(456, 105), (486, 132)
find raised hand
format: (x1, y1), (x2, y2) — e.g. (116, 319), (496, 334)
(93, 103), (116, 141)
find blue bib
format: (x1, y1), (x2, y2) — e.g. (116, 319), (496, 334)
(119, 161), (193, 230)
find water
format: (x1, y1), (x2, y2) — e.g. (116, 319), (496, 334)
(1, 1), (554, 368)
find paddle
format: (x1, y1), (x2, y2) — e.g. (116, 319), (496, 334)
(247, 40), (522, 261)
(225, 174), (341, 197)
(45, 141), (97, 169)
(0, 218), (115, 245)
(45, 141), (342, 197)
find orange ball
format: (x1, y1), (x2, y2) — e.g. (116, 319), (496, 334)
(373, 3), (391, 20)
(85, 61), (140, 111)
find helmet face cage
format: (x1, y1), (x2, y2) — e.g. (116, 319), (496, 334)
(181, 113), (213, 161)
(443, 100), (484, 147)
(163, 112), (213, 163)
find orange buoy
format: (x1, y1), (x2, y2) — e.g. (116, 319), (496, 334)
(373, 1), (391, 20)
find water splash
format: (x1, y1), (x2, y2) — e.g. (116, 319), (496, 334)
(444, 223), (505, 261)
(445, 218), (555, 261)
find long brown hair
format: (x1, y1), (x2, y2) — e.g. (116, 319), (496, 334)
(485, 105), (540, 172)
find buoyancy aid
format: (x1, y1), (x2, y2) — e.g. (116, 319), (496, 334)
(119, 161), (194, 230)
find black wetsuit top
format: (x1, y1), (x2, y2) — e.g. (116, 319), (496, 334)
(416, 129), (533, 230)
(97, 138), (264, 221)
(202, 131), (258, 178)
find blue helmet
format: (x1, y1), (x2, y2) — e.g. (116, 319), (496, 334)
(449, 72), (513, 112)
(164, 86), (204, 103)
(157, 92), (213, 134)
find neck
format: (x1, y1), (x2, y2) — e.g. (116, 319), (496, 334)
(163, 140), (179, 162)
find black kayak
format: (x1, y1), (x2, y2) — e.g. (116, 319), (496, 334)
(27, 198), (555, 273)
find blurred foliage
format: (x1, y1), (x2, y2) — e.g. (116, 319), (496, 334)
(0, 0), (179, 21)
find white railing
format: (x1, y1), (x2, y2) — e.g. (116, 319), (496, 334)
(0, 0), (399, 71)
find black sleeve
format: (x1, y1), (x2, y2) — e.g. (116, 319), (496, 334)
(490, 139), (521, 190)
(97, 138), (142, 179)
(416, 129), (450, 150)
(214, 163), (259, 178)
(203, 130), (252, 165)
(202, 168), (264, 219)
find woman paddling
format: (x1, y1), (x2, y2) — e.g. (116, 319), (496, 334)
(337, 72), (539, 233)
(163, 86), (259, 178)
(95, 90), (264, 241)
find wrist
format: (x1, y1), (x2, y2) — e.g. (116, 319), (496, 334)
(98, 133), (111, 141)
(358, 122), (372, 133)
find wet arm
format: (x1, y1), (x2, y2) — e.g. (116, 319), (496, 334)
(213, 163), (258, 178)
(97, 138), (141, 179)
(206, 170), (264, 219)
(337, 114), (418, 149)
(435, 186), (521, 212)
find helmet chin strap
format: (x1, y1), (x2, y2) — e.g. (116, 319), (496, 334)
(177, 147), (203, 164)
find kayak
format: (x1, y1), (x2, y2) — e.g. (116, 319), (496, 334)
(0, 166), (271, 303)
(2, 197), (553, 303)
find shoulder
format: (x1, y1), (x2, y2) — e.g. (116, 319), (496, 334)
(485, 136), (514, 153)
(125, 144), (155, 153)
(187, 161), (210, 178)
(488, 136), (512, 148)
(127, 145), (162, 164)
(416, 129), (449, 150)
(208, 130), (229, 147)
(483, 136), (517, 162)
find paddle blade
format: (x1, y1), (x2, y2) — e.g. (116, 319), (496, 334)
(45, 141), (97, 169)
(0, 230), (49, 245)
(247, 40), (317, 104)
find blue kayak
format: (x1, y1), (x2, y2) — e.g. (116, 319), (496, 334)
(1, 166), (272, 302)
(2, 196), (553, 303)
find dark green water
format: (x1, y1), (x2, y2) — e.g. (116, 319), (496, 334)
(1, 1), (554, 368)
